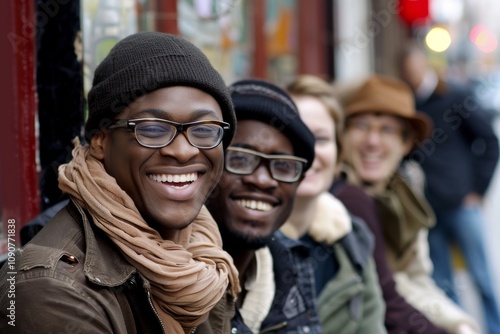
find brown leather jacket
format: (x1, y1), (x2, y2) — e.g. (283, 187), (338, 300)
(0, 199), (200, 333)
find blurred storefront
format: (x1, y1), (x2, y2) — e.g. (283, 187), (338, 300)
(81, 0), (334, 88)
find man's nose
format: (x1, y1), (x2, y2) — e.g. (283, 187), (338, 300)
(241, 163), (279, 189)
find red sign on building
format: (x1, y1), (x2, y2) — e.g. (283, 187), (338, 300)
(398, 0), (430, 25)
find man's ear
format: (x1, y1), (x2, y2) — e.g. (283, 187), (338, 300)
(90, 131), (106, 160)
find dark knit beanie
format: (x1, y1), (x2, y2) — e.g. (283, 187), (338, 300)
(85, 31), (236, 148)
(229, 79), (315, 171)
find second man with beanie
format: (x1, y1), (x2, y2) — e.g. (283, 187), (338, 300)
(202, 79), (322, 333)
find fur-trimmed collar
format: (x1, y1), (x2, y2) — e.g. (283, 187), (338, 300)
(240, 246), (275, 333)
(282, 192), (352, 245)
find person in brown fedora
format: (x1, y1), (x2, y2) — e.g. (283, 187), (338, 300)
(338, 74), (480, 334)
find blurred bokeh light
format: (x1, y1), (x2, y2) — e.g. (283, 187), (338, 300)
(425, 26), (452, 52)
(470, 25), (498, 53)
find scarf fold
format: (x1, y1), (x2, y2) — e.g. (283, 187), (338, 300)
(372, 173), (435, 256)
(58, 139), (240, 333)
(339, 163), (435, 255)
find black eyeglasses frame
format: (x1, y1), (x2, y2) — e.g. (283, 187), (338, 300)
(108, 118), (230, 149)
(225, 146), (307, 183)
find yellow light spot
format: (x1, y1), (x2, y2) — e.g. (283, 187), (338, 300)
(425, 27), (452, 52)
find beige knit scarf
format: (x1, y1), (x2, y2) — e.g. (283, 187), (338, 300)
(58, 140), (240, 334)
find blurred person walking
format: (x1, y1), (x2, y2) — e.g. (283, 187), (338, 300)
(399, 44), (500, 334)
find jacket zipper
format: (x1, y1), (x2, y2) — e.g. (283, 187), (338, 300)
(259, 321), (288, 333)
(147, 289), (167, 334)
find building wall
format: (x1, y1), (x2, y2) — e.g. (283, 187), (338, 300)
(334, 0), (374, 81)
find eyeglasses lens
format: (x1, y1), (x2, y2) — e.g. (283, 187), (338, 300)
(186, 124), (224, 148)
(225, 149), (302, 182)
(135, 121), (223, 149)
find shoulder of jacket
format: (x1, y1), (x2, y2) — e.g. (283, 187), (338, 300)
(17, 204), (85, 274)
(339, 216), (375, 276)
(269, 231), (310, 258)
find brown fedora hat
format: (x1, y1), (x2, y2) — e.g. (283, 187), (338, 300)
(344, 74), (432, 143)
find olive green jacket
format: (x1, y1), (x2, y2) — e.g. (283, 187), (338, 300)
(316, 217), (387, 334)
(282, 193), (387, 334)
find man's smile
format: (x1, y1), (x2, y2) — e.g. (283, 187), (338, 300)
(235, 198), (273, 212)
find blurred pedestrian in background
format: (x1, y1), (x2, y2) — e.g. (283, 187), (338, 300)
(399, 43), (500, 334)
(339, 74), (480, 334)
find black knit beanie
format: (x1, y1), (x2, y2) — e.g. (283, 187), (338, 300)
(229, 79), (315, 171)
(85, 31), (236, 148)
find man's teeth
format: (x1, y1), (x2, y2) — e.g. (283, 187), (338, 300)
(148, 172), (198, 183)
(236, 199), (272, 212)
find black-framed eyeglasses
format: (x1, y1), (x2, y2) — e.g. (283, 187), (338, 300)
(108, 118), (230, 149)
(225, 146), (307, 183)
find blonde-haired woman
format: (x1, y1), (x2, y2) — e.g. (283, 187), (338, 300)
(281, 75), (385, 333)
(283, 75), (449, 334)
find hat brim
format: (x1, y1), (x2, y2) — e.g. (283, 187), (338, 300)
(408, 112), (433, 145)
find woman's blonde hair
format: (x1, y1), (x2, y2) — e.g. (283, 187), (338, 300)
(286, 75), (345, 159)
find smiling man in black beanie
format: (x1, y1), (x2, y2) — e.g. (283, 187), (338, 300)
(201, 79), (322, 333)
(0, 31), (240, 334)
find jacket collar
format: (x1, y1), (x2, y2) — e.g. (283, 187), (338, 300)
(281, 192), (352, 245)
(68, 199), (137, 287)
(271, 230), (308, 252)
